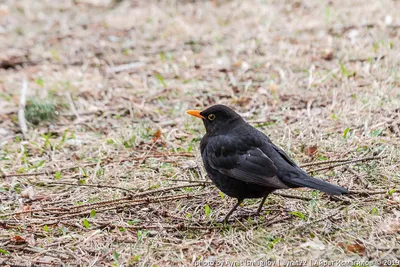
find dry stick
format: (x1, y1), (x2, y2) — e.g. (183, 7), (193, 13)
(300, 155), (387, 168)
(273, 192), (313, 201)
(110, 215), (292, 231)
(18, 77), (28, 139)
(106, 62), (146, 74)
(65, 91), (80, 121)
(165, 179), (212, 184)
(57, 192), (210, 219)
(68, 184), (210, 214)
(124, 224), (222, 231)
(345, 167), (371, 188)
(0, 183), (209, 217)
(308, 155), (387, 173)
(44, 181), (134, 194)
(300, 158), (356, 168)
(1, 152), (194, 178)
(293, 212), (343, 231)
(63, 183), (209, 214)
(263, 215), (292, 228)
(349, 189), (400, 196)
(134, 183), (210, 198)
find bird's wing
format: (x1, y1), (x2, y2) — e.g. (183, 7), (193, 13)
(205, 136), (288, 188)
(270, 142), (299, 167)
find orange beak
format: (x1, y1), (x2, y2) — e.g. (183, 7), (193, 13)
(186, 110), (204, 119)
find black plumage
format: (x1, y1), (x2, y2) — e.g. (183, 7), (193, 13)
(187, 105), (348, 222)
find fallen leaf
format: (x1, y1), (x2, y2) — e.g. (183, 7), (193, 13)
(153, 129), (162, 142)
(232, 60), (242, 68)
(234, 97), (251, 106)
(347, 243), (365, 255)
(305, 145), (318, 156)
(10, 236), (26, 244)
(337, 242), (365, 255)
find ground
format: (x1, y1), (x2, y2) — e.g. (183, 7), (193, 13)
(0, 0), (400, 266)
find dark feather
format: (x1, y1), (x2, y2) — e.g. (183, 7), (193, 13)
(204, 136), (289, 189)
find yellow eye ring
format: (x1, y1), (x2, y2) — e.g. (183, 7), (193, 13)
(208, 114), (216, 121)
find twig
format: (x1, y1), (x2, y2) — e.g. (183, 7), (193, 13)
(345, 167), (371, 188)
(61, 183), (209, 214)
(65, 91), (81, 121)
(273, 192), (313, 201)
(44, 181), (135, 194)
(293, 212), (343, 231)
(0, 184), (209, 217)
(264, 215), (292, 227)
(61, 109), (115, 117)
(297, 23), (400, 35)
(134, 183), (210, 198)
(56, 192), (210, 219)
(300, 158), (356, 168)
(308, 155), (387, 173)
(18, 77), (28, 139)
(1, 152), (194, 178)
(164, 178), (212, 184)
(349, 189), (400, 196)
(300, 155), (387, 168)
(106, 62), (146, 74)
(113, 215), (291, 231)
(348, 55), (385, 63)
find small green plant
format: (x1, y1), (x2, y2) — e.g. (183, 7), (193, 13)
(130, 254), (140, 264)
(370, 128), (384, 137)
(90, 210), (97, 218)
(155, 73), (167, 88)
(137, 230), (148, 245)
(83, 218), (90, 228)
(343, 127), (351, 138)
(204, 204), (212, 218)
(25, 97), (60, 125)
(127, 219), (141, 225)
(289, 211), (307, 220)
(265, 235), (281, 249)
(0, 248), (10, 255)
(339, 62), (356, 78)
(112, 250), (119, 266)
(370, 207), (379, 215)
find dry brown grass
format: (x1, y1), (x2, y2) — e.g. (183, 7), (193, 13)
(1, 0), (400, 265)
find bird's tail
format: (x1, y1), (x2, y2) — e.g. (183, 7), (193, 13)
(282, 174), (348, 195)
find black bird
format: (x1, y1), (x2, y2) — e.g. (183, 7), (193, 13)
(187, 105), (348, 222)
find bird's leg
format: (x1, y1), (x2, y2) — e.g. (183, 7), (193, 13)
(256, 195), (268, 214)
(223, 199), (243, 223)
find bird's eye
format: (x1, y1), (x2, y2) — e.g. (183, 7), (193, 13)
(208, 114), (216, 121)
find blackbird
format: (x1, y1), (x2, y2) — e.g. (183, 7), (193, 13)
(187, 104), (348, 222)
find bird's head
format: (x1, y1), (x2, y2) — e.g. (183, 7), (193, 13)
(186, 104), (243, 135)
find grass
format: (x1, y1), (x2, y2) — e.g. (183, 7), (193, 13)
(0, 0), (400, 266)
